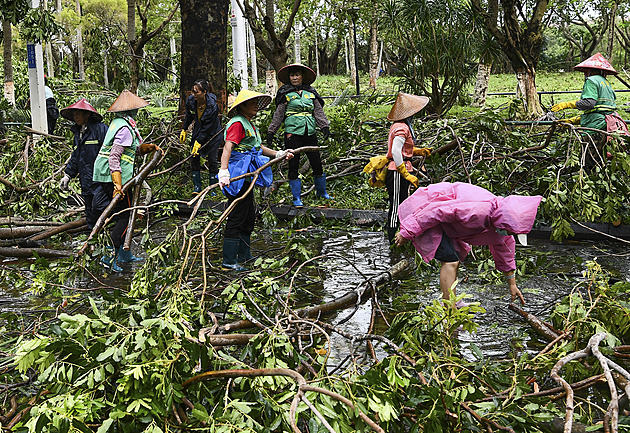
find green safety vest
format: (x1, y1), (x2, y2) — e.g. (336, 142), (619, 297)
(284, 90), (316, 136)
(580, 74), (616, 132)
(92, 117), (140, 184)
(224, 114), (261, 152)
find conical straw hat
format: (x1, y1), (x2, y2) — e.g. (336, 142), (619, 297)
(387, 93), (430, 121)
(60, 98), (102, 122)
(574, 52), (617, 75)
(107, 89), (149, 113)
(227, 89), (272, 118)
(277, 63), (317, 85)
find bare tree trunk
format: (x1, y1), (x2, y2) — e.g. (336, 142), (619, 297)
(103, 50), (109, 87)
(607, 0), (618, 59)
(294, 22), (301, 63)
(515, 68), (542, 117)
(180, 0), (228, 112)
(2, 20), (14, 105)
(348, 29), (357, 86)
(368, 8), (378, 89)
(472, 62), (492, 107)
(128, 0), (138, 92)
(76, 0), (85, 80)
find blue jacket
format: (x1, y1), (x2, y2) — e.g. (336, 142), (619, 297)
(65, 120), (108, 195)
(183, 92), (223, 157)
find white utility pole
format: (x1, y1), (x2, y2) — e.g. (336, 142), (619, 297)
(28, 0), (48, 135)
(230, 0), (248, 90)
(170, 33), (177, 85)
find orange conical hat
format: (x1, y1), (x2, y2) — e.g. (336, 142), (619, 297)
(387, 93), (430, 121)
(60, 98), (102, 122)
(574, 53), (617, 75)
(107, 89), (149, 113)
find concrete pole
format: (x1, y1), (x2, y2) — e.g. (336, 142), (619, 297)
(230, 0), (248, 90)
(28, 0), (48, 135)
(248, 23), (258, 87)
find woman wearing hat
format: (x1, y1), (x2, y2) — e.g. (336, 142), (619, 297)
(179, 79), (223, 195)
(59, 98), (109, 229)
(92, 90), (159, 272)
(267, 63), (330, 207)
(218, 89), (293, 271)
(551, 53), (623, 134)
(385, 92), (431, 243)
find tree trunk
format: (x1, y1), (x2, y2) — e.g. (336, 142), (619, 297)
(607, 0), (618, 59)
(515, 68), (542, 117)
(128, 0), (138, 92)
(471, 62), (492, 107)
(103, 50), (109, 88)
(368, 8), (378, 89)
(2, 20), (14, 106)
(76, 0), (85, 80)
(180, 0), (228, 113)
(348, 29), (357, 86)
(294, 22), (301, 63)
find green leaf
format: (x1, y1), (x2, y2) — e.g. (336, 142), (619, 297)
(97, 418), (115, 433)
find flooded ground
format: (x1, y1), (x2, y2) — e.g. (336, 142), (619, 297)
(2, 224), (629, 362)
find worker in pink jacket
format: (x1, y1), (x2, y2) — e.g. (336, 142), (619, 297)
(394, 182), (542, 305)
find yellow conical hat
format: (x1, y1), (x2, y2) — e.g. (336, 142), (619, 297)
(227, 89), (272, 118)
(107, 89), (149, 113)
(387, 92), (430, 121)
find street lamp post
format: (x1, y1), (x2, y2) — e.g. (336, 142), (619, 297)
(349, 7), (360, 95)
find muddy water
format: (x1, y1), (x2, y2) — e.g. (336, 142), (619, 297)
(2, 226), (629, 361)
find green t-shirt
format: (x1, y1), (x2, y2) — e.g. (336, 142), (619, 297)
(580, 74), (616, 132)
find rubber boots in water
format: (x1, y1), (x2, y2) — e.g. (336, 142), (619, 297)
(289, 179), (303, 208)
(314, 174), (331, 199)
(192, 171), (202, 195)
(237, 234), (253, 264)
(222, 237), (247, 271)
(101, 247), (122, 272)
(117, 246), (143, 263)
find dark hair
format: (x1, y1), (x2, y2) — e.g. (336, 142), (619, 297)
(192, 79), (213, 93)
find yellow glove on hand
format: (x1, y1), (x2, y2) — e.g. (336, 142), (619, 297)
(396, 163), (419, 187)
(413, 147), (432, 157)
(191, 140), (201, 156)
(139, 141), (156, 154)
(111, 171), (124, 198)
(551, 100), (577, 112)
(558, 115), (581, 125)
(179, 130), (187, 144)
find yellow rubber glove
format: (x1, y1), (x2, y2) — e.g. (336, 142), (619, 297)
(396, 163), (419, 187)
(179, 130), (187, 144)
(191, 140), (201, 156)
(413, 147), (432, 157)
(551, 100), (577, 112)
(111, 171), (124, 198)
(557, 115), (581, 125)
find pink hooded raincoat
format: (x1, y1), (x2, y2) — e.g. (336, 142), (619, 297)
(398, 182), (543, 272)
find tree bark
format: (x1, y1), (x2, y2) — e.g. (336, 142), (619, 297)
(607, 0), (618, 59)
(368, 8), (379, 89)
(3, 20), (14, 106)
(180, 0), (228, 113)
(127, 0), (137, 90)
(348, 27), (357, 87)
(76, 0), (85, 80)
(472, 62), (492, 107)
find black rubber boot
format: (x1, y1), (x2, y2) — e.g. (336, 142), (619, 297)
(222, 237), (246, 271)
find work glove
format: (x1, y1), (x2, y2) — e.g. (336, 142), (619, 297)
(191, 140), (201, 156)
(551, 100), (577, 112)
(179, 129), (187, 144)
(275, 150), (293, 160)
(412, 147), (432, 157)
(557, 115), (581, 125)
(396, 163), (419, 187)
(111, 171), (124, 198)
(267, 133), (274, 148)
(218, 168), (231, 189)
(321, 127), (330, 141)
(59, 173), (71, 191)
(138, 141), (157, 154)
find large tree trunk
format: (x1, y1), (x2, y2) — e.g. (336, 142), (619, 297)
(515, 68), (542, 117)
(2, 20), (14, 106)
(76, 0), (85, 80)
(368, 8), (379, 89)
(471, 62), (492, 107)
(180, 0), (228, 113)
(348, 29), (357, 88)
(607, 0), (618, 59)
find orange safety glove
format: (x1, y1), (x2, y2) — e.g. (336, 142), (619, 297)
(138, 141), (157, 154)
(111, 171), (124, 198)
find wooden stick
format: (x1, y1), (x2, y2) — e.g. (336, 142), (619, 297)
(30, 218), (87, 242)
